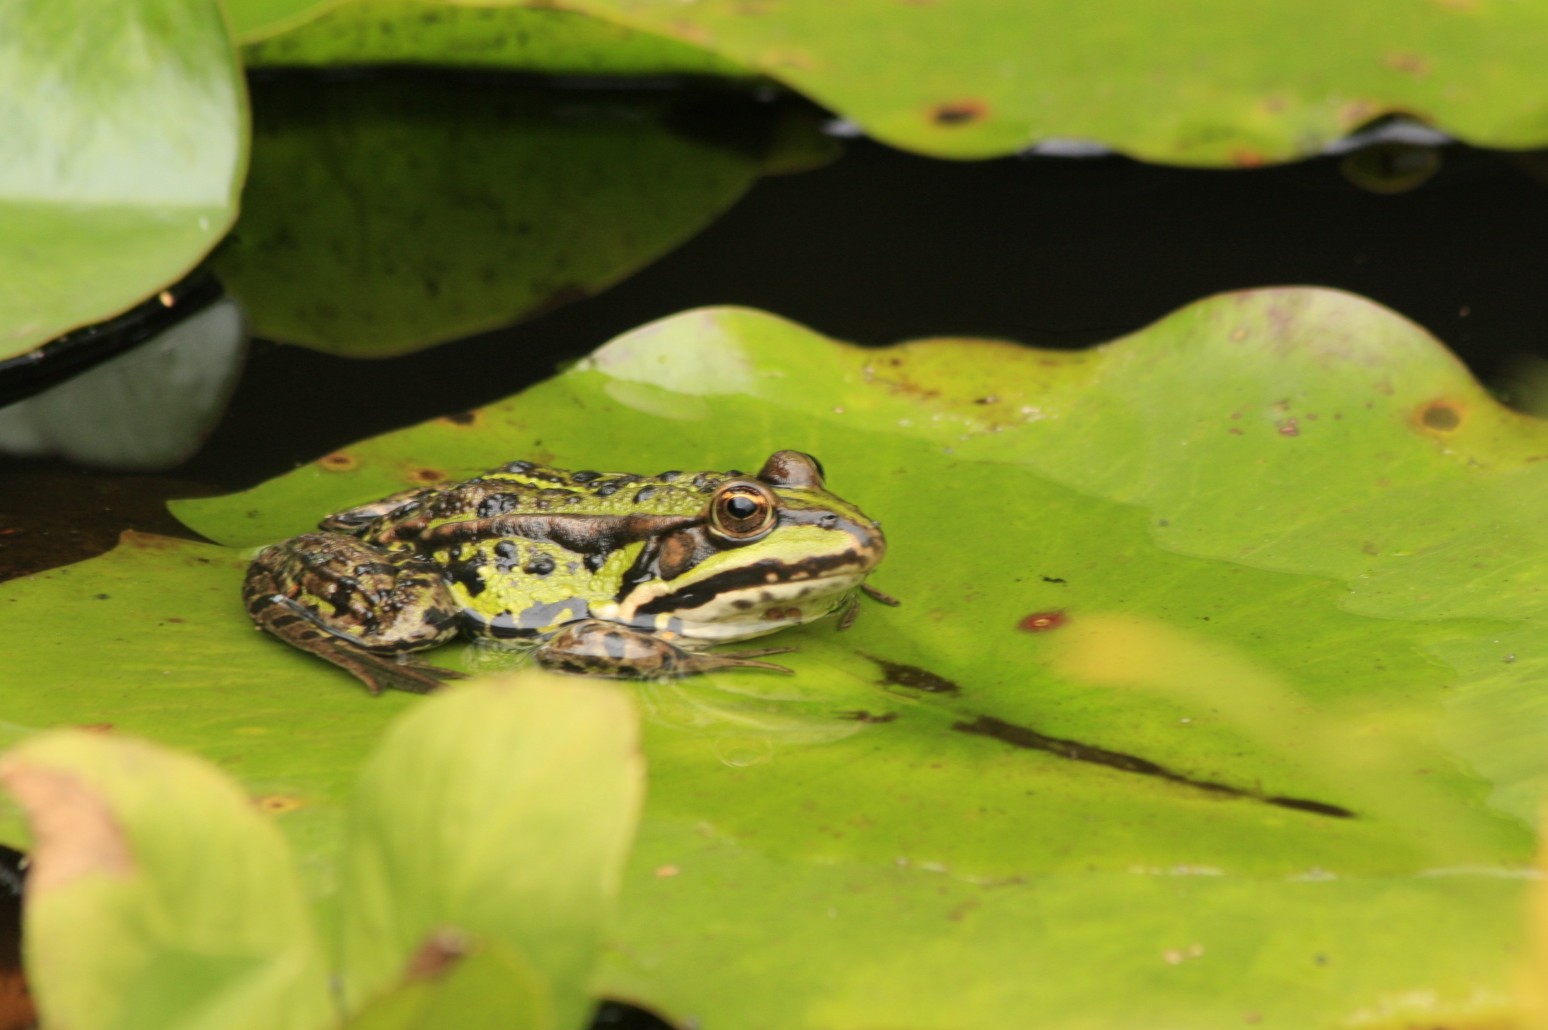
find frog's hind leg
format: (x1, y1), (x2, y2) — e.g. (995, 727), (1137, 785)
(244, 532), (467, 695)
(537, 620), (795, 679)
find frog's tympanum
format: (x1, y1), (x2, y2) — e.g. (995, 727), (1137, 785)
(243, 451), (892, 694)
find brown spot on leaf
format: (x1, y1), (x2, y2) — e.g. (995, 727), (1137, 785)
(930, 99), (988, 126)
(1018, 610), (1067, 632)
(1276, 418), (1300, 437)
(254, 794), (304, 815)
(75, 724), (114, 734)
(1232, 149), (1265, 169)
(1384, 51), (1431, 76)
(1416, 399), (1463, 431)
(0, 760), (133, 894)
(411, 467), (447, 484)
(838, 710), (899, 724)
(120, 531), (182, 550)
(404, 930), (467, 980)
(440, 410), (478, 427)
(319, 452), (357, 472)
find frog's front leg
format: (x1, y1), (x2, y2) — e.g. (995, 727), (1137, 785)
(243, 532), (467, 695)
(536, 620), (795, 678)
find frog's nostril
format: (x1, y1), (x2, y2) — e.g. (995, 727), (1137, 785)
(820, 514), (839, 528)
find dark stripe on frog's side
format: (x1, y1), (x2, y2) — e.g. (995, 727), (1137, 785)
(413, 512), (703, 555)
(633, 548), (863, 616)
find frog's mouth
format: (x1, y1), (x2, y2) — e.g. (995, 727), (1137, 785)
(647, 570), (872, 643)
(631, 550), (875, 618)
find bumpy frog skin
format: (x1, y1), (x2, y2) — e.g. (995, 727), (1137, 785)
(243, 450), (892, 694)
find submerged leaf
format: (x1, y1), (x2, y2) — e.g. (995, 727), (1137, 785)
(213, 74), (778, 355)
(4, 287), (1546, 1024)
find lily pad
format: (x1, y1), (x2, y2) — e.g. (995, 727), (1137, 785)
(211, 74), (788, 355)
(228, 0), (1548, 162)
(0, 0), (245, 360)
(241, 0), (748, 76)
(6, 287), (1548, 1025)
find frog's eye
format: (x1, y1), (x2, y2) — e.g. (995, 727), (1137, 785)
(709, 482), (776, 541)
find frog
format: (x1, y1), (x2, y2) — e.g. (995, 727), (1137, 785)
(242, 450), (894, 694)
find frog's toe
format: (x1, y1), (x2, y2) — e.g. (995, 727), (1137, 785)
(677, 647), (796, 676)
(355, 655), (467, 696)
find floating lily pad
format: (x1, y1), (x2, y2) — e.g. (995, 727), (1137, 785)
(228, 0), (1548, 162)
(241, 0), (748, 76)
(0, 0), (245, 361)
(5, 287), (1547, 1025)
(212, 74), (793, 355)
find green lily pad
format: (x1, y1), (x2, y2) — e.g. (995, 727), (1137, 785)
(0, 0), (245, 360)
(6, 287), (1548, 1024)
(211, 74), (786, 355)
(227, 0), (1548, 162)
(241, 0), (748, 76)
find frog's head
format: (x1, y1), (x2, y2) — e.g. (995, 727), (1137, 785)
(618, 450), (886, 643)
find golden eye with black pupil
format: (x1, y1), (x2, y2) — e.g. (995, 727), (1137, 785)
(709, 482), (776, 541)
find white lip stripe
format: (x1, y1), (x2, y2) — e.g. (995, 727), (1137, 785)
(635, 573), (867, 644)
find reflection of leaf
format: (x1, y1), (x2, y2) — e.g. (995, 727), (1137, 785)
(212, 75), (777, 355)
(243, 0), (748, 76)
(0, 0), (245, 359)
(0, 297), (247, 471)
(6, 288), (1548, 1024)
(228, 0), (1548, 162)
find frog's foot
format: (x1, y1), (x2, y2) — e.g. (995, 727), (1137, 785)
(244, 532), (464, 695)
(838, 583), (900, 630)
(535, 620), (795, 678)
(860, 583), (901, 607)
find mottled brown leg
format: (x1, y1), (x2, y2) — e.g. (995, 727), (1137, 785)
(535, 620), (795, 679)
(243, 532), (467, 695)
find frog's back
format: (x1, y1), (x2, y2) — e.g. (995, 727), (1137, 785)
(416, 460), (736, 523)
(360, 460), (737, 641)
